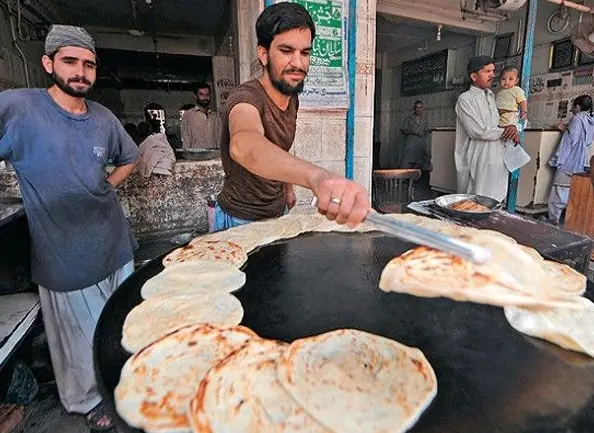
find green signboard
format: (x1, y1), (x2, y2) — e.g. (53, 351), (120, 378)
(274, 0), (349, 109)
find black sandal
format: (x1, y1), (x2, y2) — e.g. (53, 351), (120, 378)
(85, 403), (114, 431)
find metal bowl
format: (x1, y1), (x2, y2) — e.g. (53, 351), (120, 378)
(169, 232), (195, 245)
(434, 193), (502, 220)
(175, 148), (220, 161)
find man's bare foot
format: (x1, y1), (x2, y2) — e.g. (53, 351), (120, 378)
(85, 403), (114, 431)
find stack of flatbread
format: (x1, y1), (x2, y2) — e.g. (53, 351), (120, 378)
(379, 214), (586, 310)
(121, 260), (246, 353)
(115, 324), (257, 432)
(115, 326), (437, 433)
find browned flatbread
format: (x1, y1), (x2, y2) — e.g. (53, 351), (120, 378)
(114, 324), (258, 432)
(449, 199), (490, 212)
(379, 246), (584, 309)
(276, 329), (437, 433)
(189, 339), (328, 433)
(162, 240), (247, 268)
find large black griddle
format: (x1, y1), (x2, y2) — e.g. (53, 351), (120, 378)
(94, 232), (594, 433)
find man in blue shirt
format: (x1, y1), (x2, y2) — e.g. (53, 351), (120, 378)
(0, 25), (139, 430)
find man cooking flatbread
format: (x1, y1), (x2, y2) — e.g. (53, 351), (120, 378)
(454, 56), (520, 201)
(215, 2), (369, 230)
(0, 25), (139, 430)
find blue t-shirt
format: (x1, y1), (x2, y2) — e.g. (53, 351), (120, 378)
(0, 89), (140, 291)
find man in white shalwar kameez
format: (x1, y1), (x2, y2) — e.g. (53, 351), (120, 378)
(455, 56), (520, 201)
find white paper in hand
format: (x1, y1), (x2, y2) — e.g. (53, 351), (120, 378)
(502, 141), (531, 172)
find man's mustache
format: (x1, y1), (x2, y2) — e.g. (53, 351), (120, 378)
(68, 76), (92, 85)
(283, 68), (307, 76)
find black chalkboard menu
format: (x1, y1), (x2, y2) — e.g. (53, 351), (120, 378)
(401, 49), (449, 97)
(550, 39), (575, 71)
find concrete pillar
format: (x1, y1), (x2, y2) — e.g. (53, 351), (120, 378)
(235, 0), (264, 84)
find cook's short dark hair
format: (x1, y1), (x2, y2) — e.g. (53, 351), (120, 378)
(256, 2), (316, 50)
(414, 100), (423, 106)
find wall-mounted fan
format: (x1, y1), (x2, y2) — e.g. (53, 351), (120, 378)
(571, 12), (594, 55)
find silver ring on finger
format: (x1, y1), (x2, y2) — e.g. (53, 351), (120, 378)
(330, 197), (342, 205)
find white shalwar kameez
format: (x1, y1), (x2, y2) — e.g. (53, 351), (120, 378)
(455, 85), (508, 202)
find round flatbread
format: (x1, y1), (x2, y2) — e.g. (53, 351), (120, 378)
(190, 339), (329, 433)
(379, 246), (583, 309)
(455, 234), (584, 297)
(163, 240), (247, 268)
(121, 294), (244, 353)
(140, 261), (246, 299)
(541, 260), (586, 297)
(114, 324), (257, 433)
(448, 230), (568, 300)
(277, 329), (437, 433)
(202, 220), (283, 252)
(312, 216), (375, 233)
(505, 296), (594, 358)
(518, 244), (543, 261)
(276, 214), (327, 239)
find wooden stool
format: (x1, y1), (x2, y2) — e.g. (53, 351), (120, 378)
(372, 169), (421, 214)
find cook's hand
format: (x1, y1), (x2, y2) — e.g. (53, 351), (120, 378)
(310, 170), (370, 228)
(501, 125), (518, 142)
(556, 122), (567, 132)
(284, 183), (296, 210)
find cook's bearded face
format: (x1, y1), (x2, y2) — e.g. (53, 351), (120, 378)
(44, 46), (97, 97)
(264, 27), (312, 96)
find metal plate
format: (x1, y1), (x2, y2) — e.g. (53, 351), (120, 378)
(434, 193), (502, 220)
(93, 232), (594, 433)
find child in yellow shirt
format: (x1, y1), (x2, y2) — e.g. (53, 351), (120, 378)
(495, 66), (528, 130)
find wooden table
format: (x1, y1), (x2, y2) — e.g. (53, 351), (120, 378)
(411, 203), (593, 274)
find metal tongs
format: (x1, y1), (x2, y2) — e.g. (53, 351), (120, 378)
(365, 210), (490, 264)
(311, 198), (491, 264)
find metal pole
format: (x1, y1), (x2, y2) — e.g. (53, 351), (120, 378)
(506, 0), (538, 212)
(345, 0), (357, 179)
